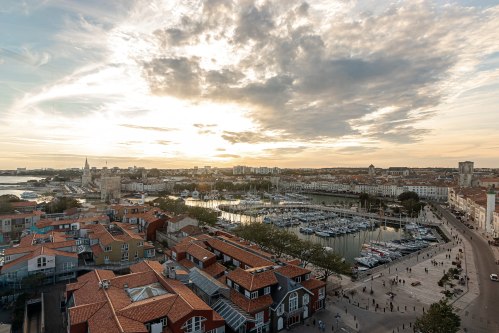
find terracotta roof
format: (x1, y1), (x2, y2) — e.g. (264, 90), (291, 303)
(206, 238), (274, 268)
(202, 262), (226, 277)
(179, 259), (196, 270)
(230, 290), (273, 314)
(179, 224), (203, 235)
(275, 264), (310, 279)
(66, 260), (223, 333)
(186, 243), (216, 262)
(69, 301), (107, 325)
(227, 268), (278, 291)
(301, 278), (326, 291)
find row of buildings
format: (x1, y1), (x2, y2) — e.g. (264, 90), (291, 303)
(448, 184), (499, 237)
(281, 180), (450, 201)
(64, 228), (327, 333)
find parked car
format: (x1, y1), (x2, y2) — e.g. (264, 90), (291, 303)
(490, 274), (498, 281)
(411, 281), (421, 286)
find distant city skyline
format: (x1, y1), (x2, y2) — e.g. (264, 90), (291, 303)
(1, 0), (499, 169)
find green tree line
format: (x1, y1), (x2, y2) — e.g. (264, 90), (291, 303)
(234, 223), (350, 287)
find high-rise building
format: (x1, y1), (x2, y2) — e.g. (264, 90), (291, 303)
(458, 161), (474, 187)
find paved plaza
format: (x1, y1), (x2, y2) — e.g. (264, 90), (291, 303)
(293, 205), (494, 333)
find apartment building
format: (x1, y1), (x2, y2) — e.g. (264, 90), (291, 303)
(82, 222), (155, 265)
(0, 231), (78, 287)
(0, 211), (43, 244)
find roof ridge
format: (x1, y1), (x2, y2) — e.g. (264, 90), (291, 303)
(95, 270), (125, 333)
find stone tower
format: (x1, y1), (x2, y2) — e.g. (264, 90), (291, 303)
(81, 158), (92, 187)
(368, 164), (376, 177)
(458, 161), (474, 188)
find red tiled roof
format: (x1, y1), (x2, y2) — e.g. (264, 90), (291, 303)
(230, 290), (273, 314)
(227, 268), (278, 291)
(206, 238), (274, 268)
(69, 301), (107, 325)
(202, 262), (226, 277)
(301, 278), (326, 291)
(66, 261), (223, 333)
(275, 264), (310, 279)
(186, 243), (216, 262)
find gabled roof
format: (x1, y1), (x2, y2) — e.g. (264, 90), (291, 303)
(274, 264), (310, 279)
(229, 290), (273, 314)
(227, 268), (278, 291)
(206, 238), (274, 268)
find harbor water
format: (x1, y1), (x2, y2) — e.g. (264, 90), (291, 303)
(183, 195), (404, 264)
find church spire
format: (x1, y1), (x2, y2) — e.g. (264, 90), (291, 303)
(84, 157), (89, 169)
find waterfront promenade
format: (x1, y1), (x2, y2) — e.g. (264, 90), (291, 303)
(293, 205), (489, 333)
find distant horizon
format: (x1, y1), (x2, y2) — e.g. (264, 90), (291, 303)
(2, 1), (499, 168)
(1, 159), (497, 171)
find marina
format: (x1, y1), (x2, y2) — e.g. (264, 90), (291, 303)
(184, 194), (441, 268)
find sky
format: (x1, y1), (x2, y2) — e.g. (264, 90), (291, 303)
(1, 0), (499, 169)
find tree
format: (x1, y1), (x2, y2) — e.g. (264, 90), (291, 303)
(312, 250), (350, 289)
(398, 191), (420, 202)
(414, 300), (460, 333)
(44, 197), (82, 214)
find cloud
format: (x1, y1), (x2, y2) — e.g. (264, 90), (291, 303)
(215, 153), (240, 158)
(263, 146), (308, 155)
(139, 0), (499, 144)
(120, 124), (176, 132)
(222, 131), (289, 144)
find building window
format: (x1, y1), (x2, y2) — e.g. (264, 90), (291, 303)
(181, 316), (206, 333)
(227, 279), (232, 287)
(104, 256), (110, 263)
(104, 245), (112, 252)
(295, 276), (301, 283)
(138, 241), (143, 247)
(264, 286), (271, 295)
(289, 292), (298, 312)
(63, 262), (75, 271)
(255, 311), (264, 325)
(121, 252), (129, 261)
(121, 244), (129, 251)
(7, 272), (17, 281)
(245, 290), (251, 299)
(37, 257), (47, 267)
(305, 273), (311, 280)
(303, 294), (310, 305)
(233, 283), (239, 291)
(318, 287), (325, 300)
(134, 251), (139, 259)
(5, 256), (10, 262)
(160, 317), (167, 327)
(277, 304), (284, 316)
(251, 291), (259, 299)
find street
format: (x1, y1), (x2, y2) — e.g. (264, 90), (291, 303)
(434, 204), (499, 332)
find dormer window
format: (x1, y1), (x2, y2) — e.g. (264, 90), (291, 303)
(37, 257), (47, 267)
(251, 291), (258, 299)
(305, 273), (311, 280)
(264, 286), (271, 295)
(295, 276), (301, 283)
